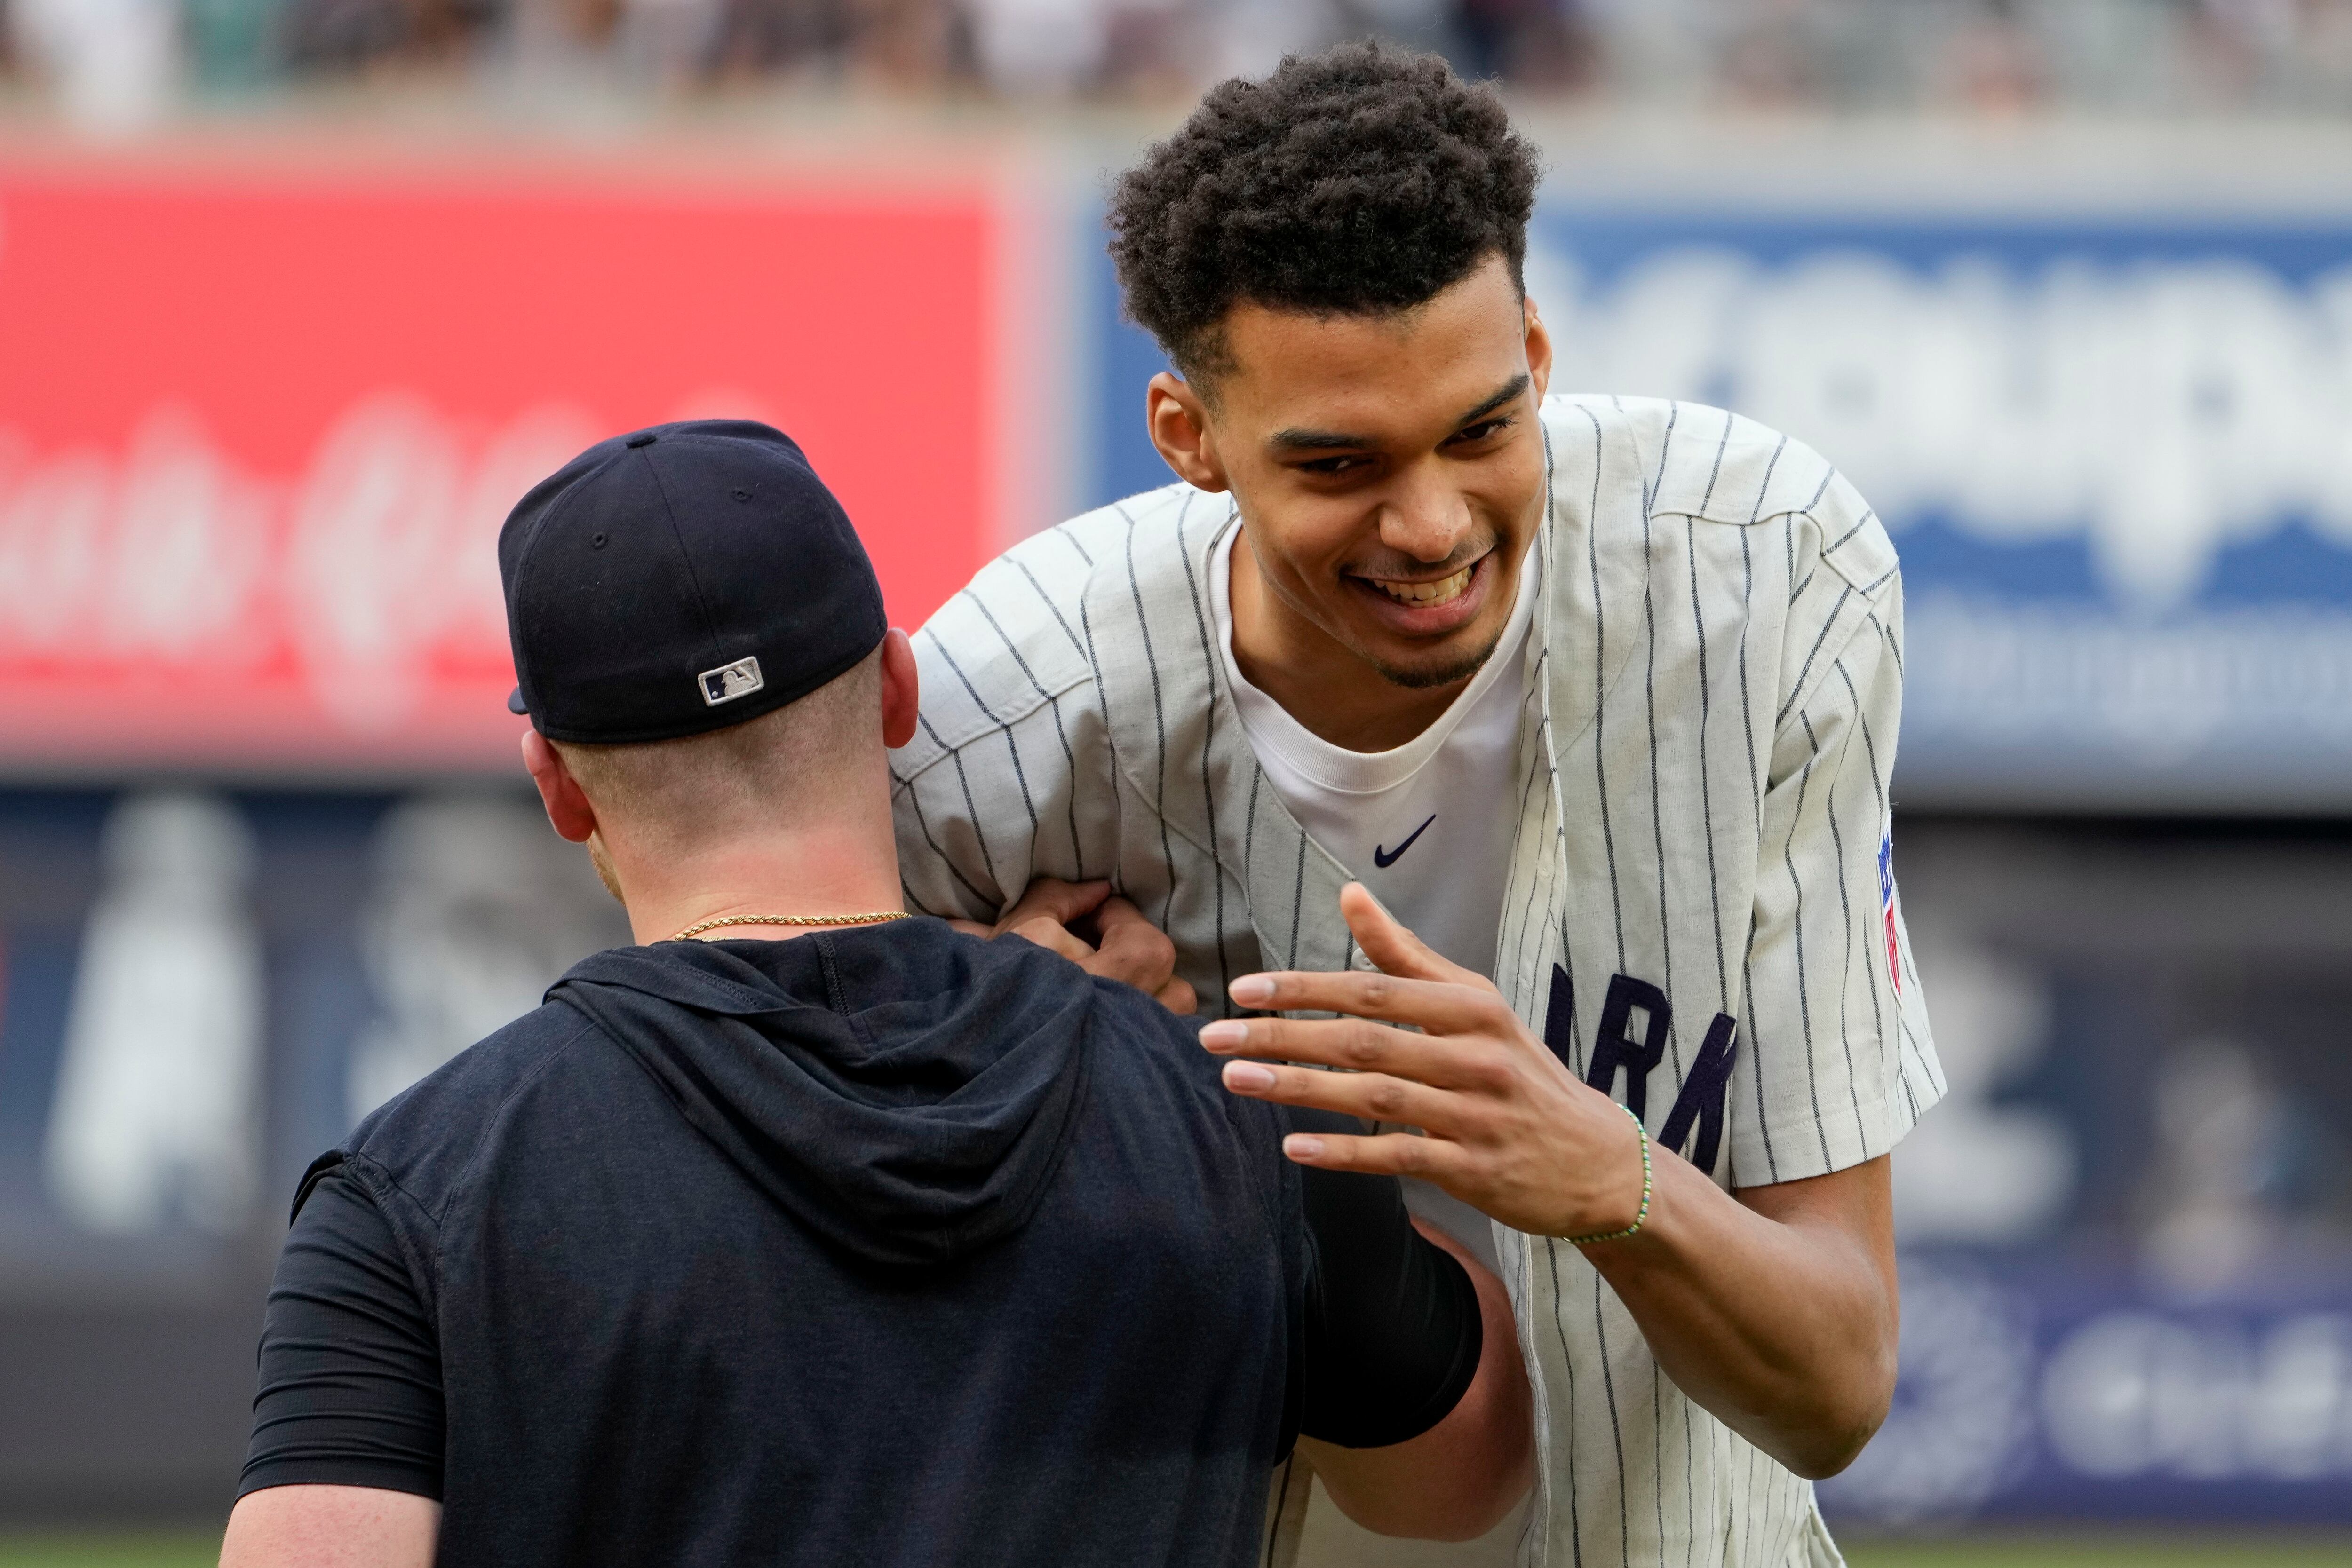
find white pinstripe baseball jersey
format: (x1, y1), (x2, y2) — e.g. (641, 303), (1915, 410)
(890, 393), (1946, 1568)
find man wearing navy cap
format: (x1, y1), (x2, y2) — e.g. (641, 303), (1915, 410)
(218, 421), (1531, 1568)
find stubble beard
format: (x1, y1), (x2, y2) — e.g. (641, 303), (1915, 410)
(1363, 628), (1508, 692)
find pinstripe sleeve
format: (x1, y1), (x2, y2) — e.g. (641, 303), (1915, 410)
(889, 527), (1116, 925)
(1730, 494), (1944, 1188)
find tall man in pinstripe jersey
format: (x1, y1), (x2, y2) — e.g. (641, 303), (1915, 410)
(891, 41), (1945, 1568)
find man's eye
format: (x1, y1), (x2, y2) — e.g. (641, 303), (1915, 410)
(1297, 455), (1367, 476)
(1451, 418), (1512, 445)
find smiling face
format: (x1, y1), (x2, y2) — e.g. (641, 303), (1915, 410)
(1146, 253), (1551, 746)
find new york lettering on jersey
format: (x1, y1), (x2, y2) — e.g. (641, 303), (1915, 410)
(1542, 966), (1740, 1179)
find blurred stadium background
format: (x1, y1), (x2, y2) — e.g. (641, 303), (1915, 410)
(1, 2), (2351, 1564)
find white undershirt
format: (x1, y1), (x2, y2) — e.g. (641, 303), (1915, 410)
(1210, 530), (1538, 982)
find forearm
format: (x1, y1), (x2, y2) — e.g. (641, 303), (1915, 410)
(220, 1485), (440, 1568)
(1581, 1152), (1898, 1478)
(1306, 1224), (1533, 1541)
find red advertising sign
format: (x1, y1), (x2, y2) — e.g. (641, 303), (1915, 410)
(0, 157), (997, 772)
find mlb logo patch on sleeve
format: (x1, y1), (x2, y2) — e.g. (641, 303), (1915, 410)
(1878, 830), (1901, 998)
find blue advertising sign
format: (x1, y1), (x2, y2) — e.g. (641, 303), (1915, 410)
(1082, 203), (2352, 813)
(1825, 1257), (2352, 1528)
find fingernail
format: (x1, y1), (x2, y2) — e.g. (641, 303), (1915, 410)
(1198, 1020), (1249, 1050)
(1284, 1134), (1326, 1162)
(1223, 1061), (1275, 1092)
(1230, 975), (1275, 1006)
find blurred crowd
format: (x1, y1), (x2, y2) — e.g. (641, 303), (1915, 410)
(5, 0), (2352, 119)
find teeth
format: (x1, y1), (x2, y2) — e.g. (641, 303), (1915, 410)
(1375, 566), (1472, 607)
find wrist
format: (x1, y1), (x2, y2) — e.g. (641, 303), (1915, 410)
(1564, 1104), (1652, 1246)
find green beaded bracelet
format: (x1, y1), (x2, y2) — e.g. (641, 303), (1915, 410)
(1567, 1104), (1652, 1246)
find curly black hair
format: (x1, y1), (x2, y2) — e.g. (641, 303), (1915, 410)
(1107, 40), (1542, 380)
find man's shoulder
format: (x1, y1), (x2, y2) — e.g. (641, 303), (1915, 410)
(1542, 393), (1898, 602)
(340, 995), (610, 1221)
(1077, 981), (1287, 1196)
(898, 482), (1216, 779)
(970, 484), (1203, 611)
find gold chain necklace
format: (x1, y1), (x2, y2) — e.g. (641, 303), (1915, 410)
(667, 911), (911, 942)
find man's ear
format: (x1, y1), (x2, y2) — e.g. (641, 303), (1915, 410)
(879, 627), (920, 750)
(521, 730), (599, 844)
(1145, 372), (1228, 493)
(1524, 295), (1553, 403)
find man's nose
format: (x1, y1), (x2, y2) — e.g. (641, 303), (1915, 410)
(1377, 462), (1475, 563)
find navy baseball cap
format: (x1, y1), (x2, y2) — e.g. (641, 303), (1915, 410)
(499, 420), (887, 745)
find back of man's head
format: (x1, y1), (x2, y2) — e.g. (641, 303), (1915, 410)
(1107, 40), (1541, 384)
(548, 648), (882, 862)
(499, 420), (901, 900)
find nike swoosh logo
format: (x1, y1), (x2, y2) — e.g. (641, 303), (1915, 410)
(1373, 815), (1437, 870)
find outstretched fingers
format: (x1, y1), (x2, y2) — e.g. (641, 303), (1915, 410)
(1277, 1125), (1471, 1181)
(1224, 966), (1520, 1038)
(1216, 1055), (1463, 1133)
(1198, 1014), (1509, 1095)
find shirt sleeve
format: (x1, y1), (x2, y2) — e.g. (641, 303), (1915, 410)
(1292, 1112), (1483, 1449)
(238, 1163), (445, 1501)
(890, 545), (1116, 925)
(1730, 537), (1946, 1188)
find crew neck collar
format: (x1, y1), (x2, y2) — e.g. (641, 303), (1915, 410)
(1209, 529), (1541, 797)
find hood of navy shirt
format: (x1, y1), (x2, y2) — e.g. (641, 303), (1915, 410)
(546, 919), (1094, 1268)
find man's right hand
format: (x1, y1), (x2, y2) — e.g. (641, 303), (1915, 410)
(952, 878), (1198, 1015)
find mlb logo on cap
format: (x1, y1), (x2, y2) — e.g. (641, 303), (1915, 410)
(700, 657), (766, 707)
